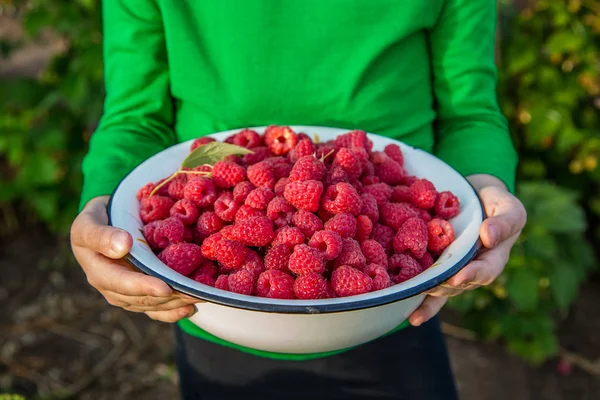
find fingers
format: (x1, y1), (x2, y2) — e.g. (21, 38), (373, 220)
(478, 187), (527, 248)
(409, 296), (447, 327)
(145, 306), (196, 323)
(103, 291), (199, 311)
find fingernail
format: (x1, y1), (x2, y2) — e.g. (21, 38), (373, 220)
(488, 225), (499, 247)
(410, 316), (423, 327)
(111, 231), (128, 254)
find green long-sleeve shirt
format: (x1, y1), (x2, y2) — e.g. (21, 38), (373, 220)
(81, 0), (517, 360)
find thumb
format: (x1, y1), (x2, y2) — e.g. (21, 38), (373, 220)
(480, 195), (526, 248)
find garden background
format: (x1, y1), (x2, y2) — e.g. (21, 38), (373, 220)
(1, 0), (599, 398)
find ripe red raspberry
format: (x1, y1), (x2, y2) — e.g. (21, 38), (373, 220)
(247, 161), (276, 189)
(274, 177), (289, 196)
(334, 130), (372, 152)
(269, 159), (292, 179)
(324, 212), (356, 238)
(191, 165), (213, 173)
(356, 215), (373, 242)
(245, 186), (275, 210)
(410, 179), (438, 209)
(190, 136), (216, 151)
(153, 217), (184, 249)
(266, 196), (295, 227)
(293, 273), (329, 299)
(333, 238), (367, 270)
(140, 195), (174, 224)
(194, 211), (224, 242)
(391, 185), (412, 203)
(289, 138), (315, 163)
(374, 157), (405, 186)
(361, 175), (380, 186)
(272, 226), (305, 249)
(427, 218), (455, 253)
(351, 180), (363, 193)
(256, 270), (295, 299)
(233, 181), (256, 204)
(230, 215), (275, 247)
(190, 260), (217, 286)
(361, 183), (392, 206)
(371, 223), (395, 253)
(142, 221), (160, 250)
(215, 274), (229, 291)
(308, 230), (343, 260)
(242, 250), (265, 278)
(317, 207), (334, 223)
(170, 199), (199, 225)
(137, 182), (155, 200)
(352, 147), (370, 169)
(264, 125), (298, 155)
(243, 146), (271, 165)
(159, 243), (204, 276)
(167, 174), (188, 201)
(227, 269), (255, 295)
(418, 208), (432, 223)
(183, 226), (194, 243)
(364, 264), (391, 291)
(214, 240), (248, 269)
(297, 132), (312, 142)
(213, 191), (240, 222)
(388, 253), (422, 284)
(292, 210), (324, 238)
(235, 205), (266, 222)
(359, 193), (379, 224)
(360, 240), (388, 268)
(220, 225), (236, 240)
(183, 177), (217, 208)
(232, 128), (262, 148)
(283, 180), (324, 212)
(393, 217), (428, 259)
(323, 167), (349, 187)
(211, 161), (247, 189)
(332, 148), (362, 181)
(322, 183), (362, 216)
(289, 156), (326, 183)
(264, 244), (292, 272)
(384, 144), (404, 167)
(380, 202), (419, 231)
(201, 232), (222, 260)
(418, 251), (435, 269)
(331, 265), (372, 297)
(289, 244), (325, 275)
(400, 175), (418, 186)
(435, 191), (460, 219)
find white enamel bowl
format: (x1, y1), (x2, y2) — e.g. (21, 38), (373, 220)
(109, 126), (483, 354)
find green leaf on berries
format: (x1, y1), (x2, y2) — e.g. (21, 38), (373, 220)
(181, 142), (254, 168)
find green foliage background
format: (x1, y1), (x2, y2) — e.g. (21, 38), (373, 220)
(0, 0), (598, 364)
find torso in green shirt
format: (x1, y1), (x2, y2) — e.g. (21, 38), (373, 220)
(81, 0), (517, 360)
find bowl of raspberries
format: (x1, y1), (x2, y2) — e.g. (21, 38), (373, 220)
(108, 125), (483, 354)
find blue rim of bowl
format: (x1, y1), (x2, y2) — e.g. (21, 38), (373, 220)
(107, 145), (484, 315)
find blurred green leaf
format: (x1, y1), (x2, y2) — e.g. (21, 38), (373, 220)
(546, 31), (584, 53)
(506, 268), (539, 312)
(549, 261), (582, 311)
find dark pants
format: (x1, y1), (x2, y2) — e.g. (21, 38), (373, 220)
(174, 317), (458, 400)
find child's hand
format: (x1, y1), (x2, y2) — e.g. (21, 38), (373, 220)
(70, 196), (199, 322)
(409, 174), (527, 326)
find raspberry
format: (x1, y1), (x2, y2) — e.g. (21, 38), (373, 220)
(393, 217), (428, 259)
(418, 251), (435, 269)
(331, 265), (372, 297)
(266, 196), (295, 227)
(351, 148), (370, 171)
(289, 138), (315, 163)
(401, 175), (418, 186)
(362, 163), (377, 182)
(410, 179), (438, 209)
(214, 240), (248, 269)
(380, 202), (419, 231)
(351, 180), (363, 193)
(360, 193), (379, 224)
(264, 244), (292, 272)
(293, 273), (329, 299)
(315, 143), (337, 163)
(201, 232), (222, 260)
(364, 264), (391, 291)
(264, 125), (298, 155)
(170, 199), (199, 225)
(289, 156), (326, 182)
(232, 128), (262, 148)
(427, 218), (455, 253)
(272, 226), (305, 249)
(245, 186), (275, 210)
(297, 133), (312, 142)
(227, 269), (255, 295)
(218, 264), (234, 276)
(247, 161), (276, 189)
(140, 195), (174, 224)
(356, 215), (373, 242)
(333, 238), (366, 270)
(283, 180), (324, 212)
(190, 260), (217, 286)
(418, 208), (432, 223)
(142, 221), (160, 250)
(137, 182), (155, 200)
(153, 217), (184, 249)
(183, 177), (217, 208)
(233, 181), (256, 204)
(230, 215), (275, 247)
(183, 226), (194, 242)
(391, 185), (412, 203)
(274, 177), (289, 196)
(243, 146), (272, 165)
(375, 157), (405, 186)
(289, 244), (325, 275)
(235, 205), (266, 222)
(212, 191), (239, 222)
(384, 143), (404, 166)
(308, 230), (343, 260)
(192, 165), (213, 173)
(292, 210), (324, 238)
(256, 270), (295, 299)
(323, 167), (349, 187)
(388, 253), (422, 284)
(211, 161), (246, 189)
(361, 175), (380, 186)
(322, 183), (362, 216)
(435, 191), (460, 219)
(190, 136), (216, 151)
(360, 240), (388, 268)
(220, 225), (236, 240)
(371, 223), (395, 253)
(332, 148), (362, 181)
(334, 130), (372, 152)
(361, 183), (392, 206)
(242, 250), (265, 278)
(167, 174), (188, 201)
(215, 274), (229, 290)
(317, 207), (334, 223)
(324, 212), (356, 239)
(194, 211), (224, 242)
(159, 243), (204, 276)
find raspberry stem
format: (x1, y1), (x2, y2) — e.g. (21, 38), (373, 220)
(320, 148), (335, 163)
(150, 170), (180, 196)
